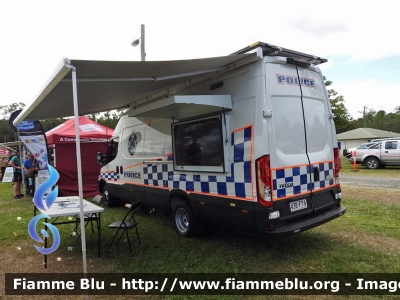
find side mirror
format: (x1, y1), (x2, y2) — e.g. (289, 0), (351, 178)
(97, 152), (103, 164)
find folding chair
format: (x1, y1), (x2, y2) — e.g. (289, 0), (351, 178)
(73, 195), (103, 238)
(106, 202), (141, 253)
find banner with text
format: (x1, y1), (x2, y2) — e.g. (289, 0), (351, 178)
(9, 110), (49, 170)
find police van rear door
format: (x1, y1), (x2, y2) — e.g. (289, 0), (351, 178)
(264, 59), (335, 220)
(297, 66), (336, 212)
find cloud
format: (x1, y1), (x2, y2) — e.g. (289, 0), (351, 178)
(331, 80), (400, 119)
(1, 0), (400, 111)
(288, 19), (348, 38)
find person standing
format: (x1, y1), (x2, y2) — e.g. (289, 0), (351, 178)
(23, 153), (36, 196)
(1, 157), (9, 181)
(8, 150), (23, 199)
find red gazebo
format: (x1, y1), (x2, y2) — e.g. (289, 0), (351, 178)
(46, 116), (113, 197)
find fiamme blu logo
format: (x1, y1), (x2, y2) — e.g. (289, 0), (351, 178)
(28, 165), (61, 255)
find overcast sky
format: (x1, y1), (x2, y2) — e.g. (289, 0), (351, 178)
(1, 0), (399, 119)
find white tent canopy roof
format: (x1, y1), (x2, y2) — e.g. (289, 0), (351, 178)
(13, 53), (258, 125)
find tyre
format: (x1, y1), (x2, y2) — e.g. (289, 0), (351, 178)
(172, 200), (196, 237)
(102, 185), (116, 207)
(365, 157), (381, 169)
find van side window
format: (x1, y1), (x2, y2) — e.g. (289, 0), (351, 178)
(369, 143), (380, 149)
(385, 141), (398, 150)
(172, 115), (225, 172)
(104, 138), (118, 163)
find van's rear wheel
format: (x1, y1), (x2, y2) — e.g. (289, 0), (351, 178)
(365, 157), (381, 169)
(173, 200), (195, 237)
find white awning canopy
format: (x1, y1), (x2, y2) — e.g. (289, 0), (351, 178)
(13, 53), (258, 125)
(10, 50), (259, 276)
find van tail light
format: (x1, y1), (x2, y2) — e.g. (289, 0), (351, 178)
(256, 155), (273, 208)
(333, 148), (341, 189)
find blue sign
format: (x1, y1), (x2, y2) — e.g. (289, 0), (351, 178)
(17, 120), (35, 130)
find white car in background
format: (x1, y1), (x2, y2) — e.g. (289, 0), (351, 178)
(345, 142), (380, 163)
(343, 142), (376, 158)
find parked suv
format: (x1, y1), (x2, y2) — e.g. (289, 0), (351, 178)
(349, 139), (400, 169)
(343, 142), (378, 160)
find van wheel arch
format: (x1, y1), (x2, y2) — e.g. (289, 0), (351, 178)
(168, 191), (190, 212)
(99, 179), (107, 195)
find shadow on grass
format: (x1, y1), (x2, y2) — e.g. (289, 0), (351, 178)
(90, 207), (378, 274)
(6, 201), (396, 275)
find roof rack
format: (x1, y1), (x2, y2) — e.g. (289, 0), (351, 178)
(230, 41), (327, 65)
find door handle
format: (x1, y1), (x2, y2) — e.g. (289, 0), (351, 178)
(385, 151), (389, 153)
(313, 166), (320, 181)
(120, 166), (123, 173)
(116, 166), (119, 173)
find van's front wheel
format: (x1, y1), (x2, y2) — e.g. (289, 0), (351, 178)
(102, 185), (116, 207)
(173, 200), (195, 237)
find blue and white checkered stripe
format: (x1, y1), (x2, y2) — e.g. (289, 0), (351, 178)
(143, 126), (253, 199)
(272, 161), (334, 199)
(99, 171), (119, 181)
(272, 165), (310, 199)
(312, 161), (334, 190)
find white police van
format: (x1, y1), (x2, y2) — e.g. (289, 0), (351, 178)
(97, 42), (345, 237)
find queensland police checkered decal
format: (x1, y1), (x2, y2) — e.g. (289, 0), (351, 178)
(143, 126), (253, 199)
(272, 161), (334, 199)
(99, 171), (119, 181)
(313, 161), (334, 190)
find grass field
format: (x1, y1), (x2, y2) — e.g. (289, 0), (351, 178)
(0, 164), (399, 299)
(340, 158), (400, 178)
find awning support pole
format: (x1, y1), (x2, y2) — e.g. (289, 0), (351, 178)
(71, 67), (89, 280)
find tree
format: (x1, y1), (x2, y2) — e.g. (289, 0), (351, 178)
(0, 119), (16, 142)
(0, 103), (27, 142)
(94, 109), (126, 129)
(324, 77), (353, 133)
(0, 103), (67, 142)
(40, 118), (66, 132)
(0, 102), (26, 120)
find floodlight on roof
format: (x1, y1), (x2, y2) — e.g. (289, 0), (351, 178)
(131, 37), (141, 47)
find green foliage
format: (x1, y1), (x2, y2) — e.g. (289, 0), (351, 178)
(322, 77), (400, 134)
(0, 102), (125, 144)
(40, 118), (66, 132)
(350, 108), (400, 133)
(0, 102), (25, 120)
(94, 109), (126, 129)
(324, 77), (353, 133)
(0, 119), (16, 142)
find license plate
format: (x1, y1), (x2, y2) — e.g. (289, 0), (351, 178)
(290, 199), (307, 212)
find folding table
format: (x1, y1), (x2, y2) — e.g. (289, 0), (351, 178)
(34, 196), (104, 267)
